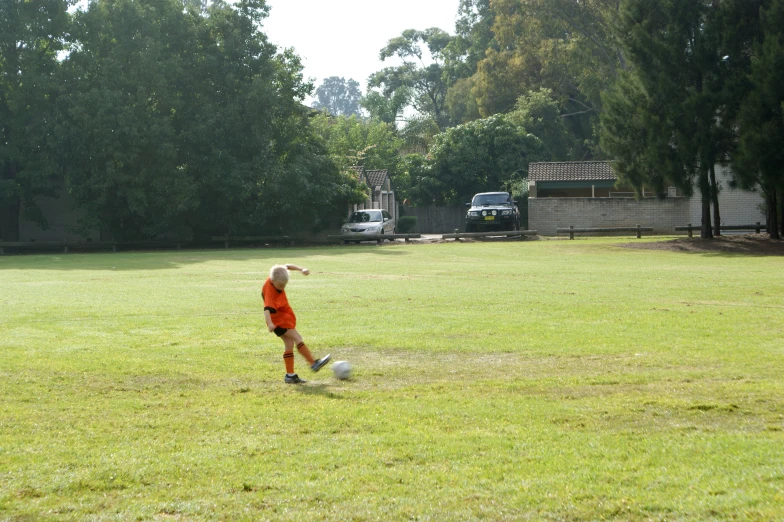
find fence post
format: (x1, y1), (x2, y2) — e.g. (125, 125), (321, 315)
(569, 225), (574, 240)
(636, 224), (641, 239)
(687, 223), (693, 238)
(756, 222), (761, 234)
(224, 234), (229, 249)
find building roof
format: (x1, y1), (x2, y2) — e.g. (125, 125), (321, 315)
(363, 169), (388, 189)
(529, 161), (616, 182)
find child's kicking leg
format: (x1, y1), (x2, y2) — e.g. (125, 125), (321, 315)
(283, 329), (331, 373)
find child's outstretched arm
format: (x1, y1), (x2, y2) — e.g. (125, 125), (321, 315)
(263, 310), (276, 332)
(285, 264), (310, 276)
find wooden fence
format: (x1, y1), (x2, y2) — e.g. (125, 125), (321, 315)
(675, 223), (766, 237)
(556, 225), (653, 239)
(400, 206), (465, 234)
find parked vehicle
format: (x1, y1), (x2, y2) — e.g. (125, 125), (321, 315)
(465, 192), (520, 232)
(340, 209), (396, 242)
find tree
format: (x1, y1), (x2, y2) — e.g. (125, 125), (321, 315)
(311, 76), (363, 117)
(309, 112), (404, 180)
(408, 115), (546, 205)
(365, 28), (454, 130)
(731, 0), (784, 239)
(600, 72), (681, 199)
(507, 88), (578, 160)
(0, 0), (71, 240)
(58, 0), (358, 239)
(447, 0), (626, 159)
(601, 0), (733, 239)
(58, 0), (204, 240)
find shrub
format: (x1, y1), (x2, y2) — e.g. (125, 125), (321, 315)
(397, 216), (417, 233)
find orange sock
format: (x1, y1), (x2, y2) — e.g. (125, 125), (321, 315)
(283, 352), (295, 374)
(297, 342), (315, 365)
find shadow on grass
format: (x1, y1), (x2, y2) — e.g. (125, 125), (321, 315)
(0, 243), (412, 271)
(619, 235), (784, 257)
(295, 383), (345, 399)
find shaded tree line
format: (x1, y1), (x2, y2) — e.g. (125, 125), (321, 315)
(3, 0), (782, 241)
(1, 0), (366, 242)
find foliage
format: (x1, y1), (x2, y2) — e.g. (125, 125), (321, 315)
(309, 112), (403, 187)
(58, 0), (200, 239)
(311, 76), (363, 117)
(54, 0), (355, 239)
(600, 72), (681, 199)
(365, 28), (455, 130)
(395, 215), (417, 233)
(408, 115), (545, 205)
(600, 0), (737, 238)
(443, 77), (481, 125)
(1, 242), (783, 519)
(458, 0), (625, 157)
(731, 0), (784, 238)
(397, 115), (441, 155)
(0, 0), (72, 239)
(507, 88), (578, 160)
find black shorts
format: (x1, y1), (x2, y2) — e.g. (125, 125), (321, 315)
(274, 327), (288, 337)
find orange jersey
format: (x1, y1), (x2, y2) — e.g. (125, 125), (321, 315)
(262, 278), (297, 329)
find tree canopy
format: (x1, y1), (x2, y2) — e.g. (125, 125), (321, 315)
(2, 0), (782, 239)
(312, 77), (363, 117)
(0, 0), (71, 240)
(407, 115), (545, 206)
(1, 0), (365, 240)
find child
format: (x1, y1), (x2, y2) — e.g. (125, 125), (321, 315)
(263, 264), (330, 384)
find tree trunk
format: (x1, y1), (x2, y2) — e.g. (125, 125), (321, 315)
(0, 197), (21, 241)
(779, 194), (784, 236)
(709, 164), (721, 237)
(769, 190), (780, 240)
(699, 165), (713, 239)
(780, 190), (783, 237)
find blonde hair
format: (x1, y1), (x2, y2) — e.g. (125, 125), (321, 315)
(269, 265), (290, 283)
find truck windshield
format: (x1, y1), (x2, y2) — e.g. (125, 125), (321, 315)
(472, 194), (510, 206)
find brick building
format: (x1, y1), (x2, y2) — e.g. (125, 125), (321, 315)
(528, 161), (765, 236)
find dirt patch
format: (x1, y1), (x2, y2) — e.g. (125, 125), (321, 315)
(621, 234), (784, 255)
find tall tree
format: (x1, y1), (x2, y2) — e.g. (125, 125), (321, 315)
(309, 112), (403, 180)
(447, 0), (626, 158)
(365, 28), (454, 130)
(0, 0), (71, 240)
(506, 88), (578, 160)
(601, 0), (733, 239)
(311, 76), (363, 117)
(59, 0), (202, 240)
(58, 0), (357, 239)
(731, 0), (784, 239)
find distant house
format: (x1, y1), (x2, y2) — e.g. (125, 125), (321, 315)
(528, 161), (683, 199)
(528, 161), (765, 235)
(349, 167), (397, 222)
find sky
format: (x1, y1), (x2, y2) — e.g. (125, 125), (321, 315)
(261, 0), (461, 99)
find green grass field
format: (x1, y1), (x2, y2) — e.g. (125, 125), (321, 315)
(1, 238), (782, 521)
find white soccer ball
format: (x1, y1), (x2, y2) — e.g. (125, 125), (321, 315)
(332, 360), (352, 380)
